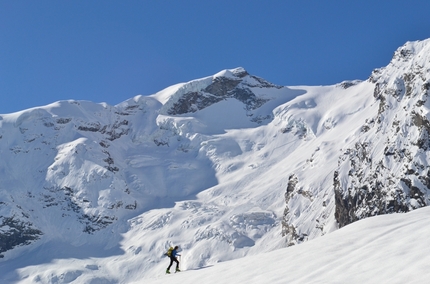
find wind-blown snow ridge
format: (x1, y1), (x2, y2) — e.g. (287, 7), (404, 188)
(1, 39), (430, 283)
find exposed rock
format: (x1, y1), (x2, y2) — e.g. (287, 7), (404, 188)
(0, 215), (43, 258)
(282, 174), (301, 245)
(165, 68), (275, 116)
(334, 40), (430, 228)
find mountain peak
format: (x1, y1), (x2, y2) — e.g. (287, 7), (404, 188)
(212, 67), (249, 79)
(369, 38), (430, 83)
(153, 67), (282, 116)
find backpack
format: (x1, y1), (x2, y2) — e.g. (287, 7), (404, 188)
(165, 247), (174, 257)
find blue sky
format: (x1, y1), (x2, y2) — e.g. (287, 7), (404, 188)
(1, 1), (430, 114)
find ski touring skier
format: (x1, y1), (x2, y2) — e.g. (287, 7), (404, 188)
(166, 246), (181, 274)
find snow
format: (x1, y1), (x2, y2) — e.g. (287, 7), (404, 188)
(141, 206), (430, 284)
(3, 207), (429, 283)
(1, 40), (430, 283)
(149, 83), (185, 105)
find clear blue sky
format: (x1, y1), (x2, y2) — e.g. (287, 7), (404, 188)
(1, 1), (430, 114)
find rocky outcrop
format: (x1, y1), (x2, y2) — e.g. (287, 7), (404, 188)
(334, 40), (430, 227)
(0, 207), (43, 258)
(282, 174), (300, 245)
(164, 68), (281, 117)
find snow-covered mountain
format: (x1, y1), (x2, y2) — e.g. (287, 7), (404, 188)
(1, 39), (430, 283)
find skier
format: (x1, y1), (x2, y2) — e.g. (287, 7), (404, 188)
(166, 245), (181, 274)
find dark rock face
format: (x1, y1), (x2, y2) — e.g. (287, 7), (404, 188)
(337, 80), (362, 89)
(77, 119), (130, 141)
(0, 215), (43, 258)
(165, 69), (281, 116)
(282, 174), (301, 245)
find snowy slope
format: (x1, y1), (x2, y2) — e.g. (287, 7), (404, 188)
(5, 205), (430, 283)
(141, 206), (430, 284)
(1, 39), (430, 283)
